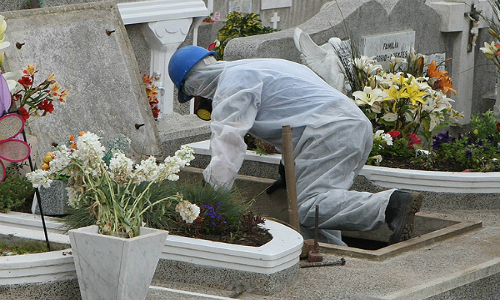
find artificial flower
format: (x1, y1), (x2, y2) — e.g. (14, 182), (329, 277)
(18, 107), (29, 120)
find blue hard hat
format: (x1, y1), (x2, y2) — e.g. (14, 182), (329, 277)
(168, 46), (216, 103)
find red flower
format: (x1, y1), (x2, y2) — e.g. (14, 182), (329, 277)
(151, 106), (160, 119)
(18, 76), (33, 89)
(36, 99), (54, 114)
(408, 133), (422, 149)
(208, 42), (217, 51)
(496, 122), (500, 132)
(18, 107), (30, 120)
(387, 130), (400, 139)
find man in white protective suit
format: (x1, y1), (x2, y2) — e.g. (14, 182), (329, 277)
(168, 46), (422, 246)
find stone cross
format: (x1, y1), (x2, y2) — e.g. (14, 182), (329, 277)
(271, 12), (280, 29)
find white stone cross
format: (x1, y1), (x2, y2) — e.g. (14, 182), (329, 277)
(270, 12), (280, 29)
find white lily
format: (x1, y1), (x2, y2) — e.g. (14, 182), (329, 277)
(352, 86), (387, 106)
(480, 41), (498, 59)
(2, 71), (21, 93)
(381, 112), (398, 122)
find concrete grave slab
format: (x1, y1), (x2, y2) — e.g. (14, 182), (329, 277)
(2, 2), (161, 162)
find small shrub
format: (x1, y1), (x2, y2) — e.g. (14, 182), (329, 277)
(213, 12), (278, 59)
(0, 166), (35, 213)
(411, 110), (500, 172)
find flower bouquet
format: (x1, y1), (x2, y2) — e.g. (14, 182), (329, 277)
(26, 131), (197, 238)
(347, 50), (464, 167)
(12, 64), (67, 121)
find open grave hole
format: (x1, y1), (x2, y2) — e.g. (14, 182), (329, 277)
(320, 212), (482, 260)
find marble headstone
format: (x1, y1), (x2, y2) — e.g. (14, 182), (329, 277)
(361, 30), (415, 69)
(2, 2), (161, 162)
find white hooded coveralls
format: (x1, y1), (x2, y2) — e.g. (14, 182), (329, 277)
(184, 58), (394, 246)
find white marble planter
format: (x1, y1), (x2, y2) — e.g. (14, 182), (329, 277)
(162, 219), (303, 274)
(187, 140), (500, 194)
(155, 219), (303, 295)
(359, 165), (500, 193)
(0, 212), (302, 295)
(68, 225), (168, 300)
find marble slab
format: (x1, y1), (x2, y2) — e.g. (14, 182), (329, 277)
(1, 2), (161, 162)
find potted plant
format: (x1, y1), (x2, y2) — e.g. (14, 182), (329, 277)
(25, 132), (197, 300)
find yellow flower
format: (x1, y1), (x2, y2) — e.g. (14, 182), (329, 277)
(383, 85), (409, 101)
(0, 15), (7, 38)
(47, 73), (56, 82)
(405, 83), (427, 105)
(23, 64), (36, 76)
(391, 74), (408, 87)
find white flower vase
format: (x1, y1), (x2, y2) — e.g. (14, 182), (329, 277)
(68, 225), (168, 300)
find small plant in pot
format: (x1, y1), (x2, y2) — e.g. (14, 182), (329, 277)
(26, 131), (197, 238)
(25, 132), (197, 300)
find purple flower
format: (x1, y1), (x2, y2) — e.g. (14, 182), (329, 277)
(465, 149), (472, 158)
(432, 132), (455, 150)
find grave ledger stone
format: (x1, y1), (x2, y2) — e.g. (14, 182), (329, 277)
(2, 2), (161, 162)
(2, 2), (161, 215)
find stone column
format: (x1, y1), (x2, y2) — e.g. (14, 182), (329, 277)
(142, 19), (193, 116)
(117, 0), (209, 116)
(427, 0), (491, 123)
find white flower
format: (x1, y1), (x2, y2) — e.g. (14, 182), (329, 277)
(66, 186), (84, 208)
(372, 155), (383, 164)
(480, 41), (498, 59)
(390, 55), (407, 71)
(373, 130), (393, 145)
(352, 86), (387, 106)
(109, 151), (134, 184)
(2, 72), (21, 93)
(382, 134), (393, 146)
(74, 132), (106, 177)
(175, 200), (200, 224)
(381, 112), (398, 122)
(133, 156), (160, 182)
(25, 169), (52, 188)
(175, 145), (195, 163)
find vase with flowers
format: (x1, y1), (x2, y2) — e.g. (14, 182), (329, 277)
(26, 131), (197, 300)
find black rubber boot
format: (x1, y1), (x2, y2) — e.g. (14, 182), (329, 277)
(266, 162), (286, 194)
(385, 190), (423, 245)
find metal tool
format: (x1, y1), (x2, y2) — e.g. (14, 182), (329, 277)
(301, 258), (346, 268)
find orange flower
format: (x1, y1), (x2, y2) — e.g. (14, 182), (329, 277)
(436, 75), (457, 96)
(79, 131), (85, 136)
(69, 134), (78, 150)
(427, 61), (447, 79)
